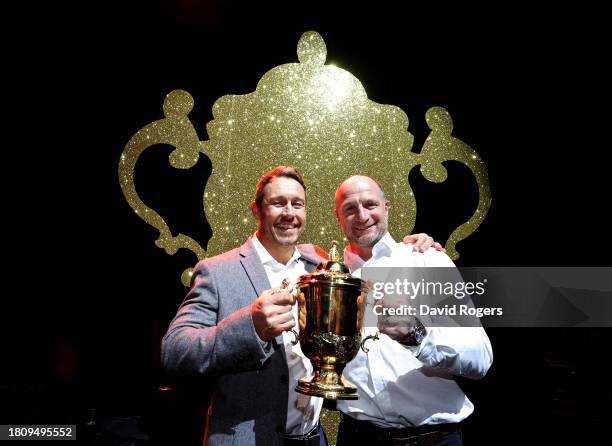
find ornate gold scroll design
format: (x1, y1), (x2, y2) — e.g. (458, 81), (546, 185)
(118, 90), (205, 285)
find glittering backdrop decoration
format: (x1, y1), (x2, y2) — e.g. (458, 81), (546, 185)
(119, 30), (491, 285)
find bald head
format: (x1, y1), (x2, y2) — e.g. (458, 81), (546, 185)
(335, 176), (386, 206)
(335, 175), (389, 257)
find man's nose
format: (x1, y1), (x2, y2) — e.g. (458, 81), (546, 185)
(281, 203), (296, 216)
(356, 205), (368, 221)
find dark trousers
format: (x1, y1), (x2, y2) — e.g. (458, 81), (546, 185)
(336, 414), (463, 446)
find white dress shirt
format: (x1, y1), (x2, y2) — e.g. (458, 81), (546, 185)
(250, 235), (323, 435)
(338, 233), (493, 428)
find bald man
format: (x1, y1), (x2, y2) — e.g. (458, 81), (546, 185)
(333, 175), (493, 446)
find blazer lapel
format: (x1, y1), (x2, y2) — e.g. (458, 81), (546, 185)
(239, 239), (271, 298)
(239, 238), (290, 361)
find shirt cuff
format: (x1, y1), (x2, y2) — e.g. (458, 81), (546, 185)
(255, 331), (272, 353)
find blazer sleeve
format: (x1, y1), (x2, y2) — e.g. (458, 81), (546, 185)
(161, 261), (274, 377)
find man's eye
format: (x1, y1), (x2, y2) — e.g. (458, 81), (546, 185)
(293, 202), (305, 209)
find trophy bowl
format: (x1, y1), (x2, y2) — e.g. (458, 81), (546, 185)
(295, 241), (375, 400)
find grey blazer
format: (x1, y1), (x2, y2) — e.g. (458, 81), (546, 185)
(162, 239), (324, 446)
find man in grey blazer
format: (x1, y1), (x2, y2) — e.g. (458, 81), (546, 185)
(162, 166), (436, 446)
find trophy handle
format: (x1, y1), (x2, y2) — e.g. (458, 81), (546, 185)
(118, 90), (207, 286)
(360, 331), (380, 353)
(406, 107), (491, 261)
(290, 329), (299, 346)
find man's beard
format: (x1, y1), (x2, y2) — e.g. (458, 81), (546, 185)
(351, 222), (387, 248)
(270, 224), (304, 245)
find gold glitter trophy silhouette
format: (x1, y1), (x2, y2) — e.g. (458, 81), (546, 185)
(119, 31), (491, 286)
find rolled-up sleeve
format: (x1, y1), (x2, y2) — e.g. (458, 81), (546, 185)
(416, 326), (493, 379)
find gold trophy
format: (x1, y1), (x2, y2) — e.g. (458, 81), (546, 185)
(295, 241), (378, 400)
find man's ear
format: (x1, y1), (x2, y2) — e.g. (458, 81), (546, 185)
(250, 201), (259, 220)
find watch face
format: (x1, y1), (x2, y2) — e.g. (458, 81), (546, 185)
(414, 324), (426, 345)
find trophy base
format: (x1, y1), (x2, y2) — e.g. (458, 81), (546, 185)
(296, 373), (359, 400)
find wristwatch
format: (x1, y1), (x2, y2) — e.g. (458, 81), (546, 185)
(406, 317), (427, 346)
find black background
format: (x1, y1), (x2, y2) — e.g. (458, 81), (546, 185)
(5, 1), (610, 444)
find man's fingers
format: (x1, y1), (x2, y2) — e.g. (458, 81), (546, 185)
(403, 235), (416, 244)
(259, 302), (294, 320)
(433, 242), (447, 253)
(403, 234), (447, 252)
(426, 236), (434, 249)
(412, 235), (433, 252)
(271, 291), (295, 304)
(268, 304), (294, 317)
(265, 317), (296, 337)
(279, 318), (296, 330)
(403, 233), (433, 252)
(379, 325), (409, 340)
(268, 310), (295, 325)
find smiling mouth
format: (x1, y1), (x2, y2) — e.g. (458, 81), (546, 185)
(354, 223), (375, 232)
(275, 225), (298, 230)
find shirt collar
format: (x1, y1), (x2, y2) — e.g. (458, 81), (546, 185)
(343, 232), (396, 272)
(250, 233), (301, 268)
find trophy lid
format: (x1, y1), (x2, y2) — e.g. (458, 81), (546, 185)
(297, 241), (365, 289)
